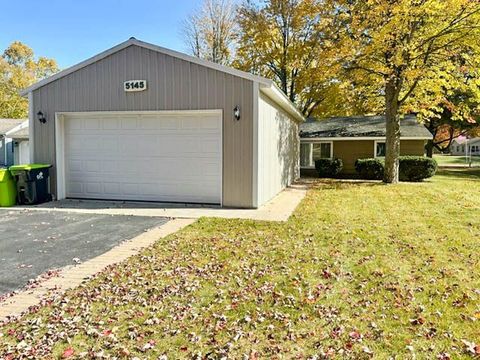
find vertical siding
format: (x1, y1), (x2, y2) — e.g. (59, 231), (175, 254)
(257, 92), (299, 206)
(31, 45), (254, 207)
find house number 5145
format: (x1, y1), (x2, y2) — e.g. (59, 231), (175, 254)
(124, 80), (147, 92)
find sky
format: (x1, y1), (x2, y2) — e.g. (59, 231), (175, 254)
(0, 0), (201, 69)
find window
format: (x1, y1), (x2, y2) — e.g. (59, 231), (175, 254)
(300, 143), (311, 167)
(456, 146), (460, 152)
(375, 141), (386, 157)
(313, 143), (332, 160)
(300, 142), (333, 167)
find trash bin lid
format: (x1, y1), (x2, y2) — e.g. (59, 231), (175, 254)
(9, 163), (52, 171)
(0, 168), (12, 182)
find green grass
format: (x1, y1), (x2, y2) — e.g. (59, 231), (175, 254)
(1, 170), (480, 359)
(434, 154), (480, 167)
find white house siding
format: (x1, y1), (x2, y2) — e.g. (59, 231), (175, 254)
(257, 92), (299, 207)
(13, 140), (30, 165)
(451, 139), (480, 156)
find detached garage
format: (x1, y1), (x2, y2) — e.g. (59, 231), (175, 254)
(21, 38), (303, 208)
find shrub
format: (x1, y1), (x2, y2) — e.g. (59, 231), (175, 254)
(315, 158), (343, 178)
(399, 156), (437, 181)
(355, 158), (384, 180)
(355, 156), (438, 181)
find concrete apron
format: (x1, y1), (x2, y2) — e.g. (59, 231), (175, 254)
(11, 186), (307, 222)
(0, 219), (195, 322)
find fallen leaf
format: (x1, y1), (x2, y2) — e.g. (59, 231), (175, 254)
(62, 347), (74, 358)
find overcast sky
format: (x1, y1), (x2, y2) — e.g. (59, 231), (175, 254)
(0, 0), (201, 68)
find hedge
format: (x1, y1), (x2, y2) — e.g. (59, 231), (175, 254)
(399, 156), (437, 182)
(315, 158), (343, 178)
(355, 158), (384, 180)
(355, 156), (437, 181)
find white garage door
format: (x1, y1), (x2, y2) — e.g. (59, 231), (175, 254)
(62, 111), (222, 204)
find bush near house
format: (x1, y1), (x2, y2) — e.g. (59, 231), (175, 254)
(355, 157), (437, 181)
(315, 158), (343, 178)
(355, 158), (384, 180)
(399, 156), (437, 182)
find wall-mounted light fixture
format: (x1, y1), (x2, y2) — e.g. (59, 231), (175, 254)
(233, 105), (241, 121)
(37, 111), (46, 124)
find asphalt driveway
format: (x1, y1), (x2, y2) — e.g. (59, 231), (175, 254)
(0, 209), (168, 295)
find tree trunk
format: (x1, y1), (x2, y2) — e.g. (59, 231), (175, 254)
(425, 140), (434, 158)
(384, 79), (401, 184)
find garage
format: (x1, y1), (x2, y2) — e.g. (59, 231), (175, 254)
(57, 110), (222, 204)
(22, 38), (304, 208)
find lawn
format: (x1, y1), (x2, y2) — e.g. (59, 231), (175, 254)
(434, 154), (480, 167)
(1, 170), (480, 359)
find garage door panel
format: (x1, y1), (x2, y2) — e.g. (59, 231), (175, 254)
(102, 118), (120, 130)
(84, 118), (101, 130)
(64, 112), (222, 204)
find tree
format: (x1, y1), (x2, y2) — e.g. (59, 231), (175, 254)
(0, 41), (58, 118)
(333, 0), (480, 183)
(182, 0), (238, 65)
(424, 89), (480, 156)
(234, 0), (343, 118)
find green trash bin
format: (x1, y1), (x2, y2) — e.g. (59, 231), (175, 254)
(0, 168), (17, 207)
(9, 164), (52, 205)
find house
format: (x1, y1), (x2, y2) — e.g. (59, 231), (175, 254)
(0, 119), (27, 167)
(5, 121), (30, 165)
(450, 136), (480, 156)
(20, 38), (303, 208)
(299, 115), (432, 175)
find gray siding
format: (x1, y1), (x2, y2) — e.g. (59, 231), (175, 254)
(31, 44), (254, 208)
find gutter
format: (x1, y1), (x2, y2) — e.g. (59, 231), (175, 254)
(259, 82), (305, 123)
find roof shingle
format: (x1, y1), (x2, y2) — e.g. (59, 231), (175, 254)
(300, 115), (432, 139)
(0, 119), (26, 135)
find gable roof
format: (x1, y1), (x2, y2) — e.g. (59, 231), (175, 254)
(20, 38), (304, 122)
(5, 120), (29, 140)
(452, 136), (480, 145)
(300, 115), (432, 139)
(0, 119), (26, 136)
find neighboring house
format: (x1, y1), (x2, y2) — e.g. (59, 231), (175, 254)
(300, 115), (432, 175)
(450, 136), (480, 156)
(20, 38), (304, 208)
(0, 119), (27, 167)
(5, 121), (30, 165)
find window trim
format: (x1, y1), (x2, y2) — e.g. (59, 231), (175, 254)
(300, 141), (333, 168)
(374, 140), (386, 158)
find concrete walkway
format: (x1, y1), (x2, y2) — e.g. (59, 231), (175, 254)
(0, 218), (195, 322)
(11, 185), (307, 222)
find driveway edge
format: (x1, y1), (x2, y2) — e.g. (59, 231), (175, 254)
(0, 218), (195, 323)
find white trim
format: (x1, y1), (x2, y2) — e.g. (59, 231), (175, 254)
(301, 136), (432, 141)
(252, 82), (259, 208)
(28, 92), (34, 162)
(54, 109), (224, 205)
(55, 114), (66, 200)
(374, 140), (386, 158)
(260, 84), (305, 123)
(300, 141), (334, 168)
(55, 109), (223, 118)
(5, 120), (29, 139)
(219, 110), (224, 208)
(21, 38), (271, 96)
